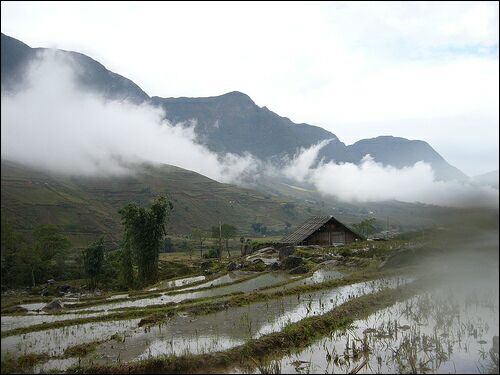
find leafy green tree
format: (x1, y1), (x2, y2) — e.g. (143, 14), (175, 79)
(192, 228), (207, 258)
(83, 237), (105, 289)
(34, 224), (71, 280)
(221, 224), (237, 258)
(251, 222), (267, 235)
(352, 218), (377, 237)
(1, 215), (43, 287)
(119, 245), (135, 289)
(162, 237), (174, 253)
(118, 196), (173, 286)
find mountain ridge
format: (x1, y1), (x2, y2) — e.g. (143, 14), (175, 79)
(1, 32), (467, 181)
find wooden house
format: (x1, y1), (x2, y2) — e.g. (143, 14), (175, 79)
(280, 216), (364, 246)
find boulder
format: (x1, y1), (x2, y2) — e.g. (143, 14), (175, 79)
(43, 299), (63, 311)
(289, 265), (309, 274)
(282, 255), (303, 270)
(270, 261), (281, 271)
(227, 262), (237, 272)
(278, 246), (295, 260)
(59, 284), (71, 293)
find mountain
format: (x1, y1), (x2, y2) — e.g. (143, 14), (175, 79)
(0, 160), (317, 247)
(1, 32), (467, 181)
(1, 33), (148, 103)
(320, 136), (468, 181)
(472, 170), (499, 189)
(150, 92), (344, 160)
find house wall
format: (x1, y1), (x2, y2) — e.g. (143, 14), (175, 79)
(302, 221), (358, 245)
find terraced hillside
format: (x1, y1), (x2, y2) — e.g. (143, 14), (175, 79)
(1, 160), (318, 248)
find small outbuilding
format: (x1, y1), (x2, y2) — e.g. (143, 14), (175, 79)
(280, 215), (364, 246)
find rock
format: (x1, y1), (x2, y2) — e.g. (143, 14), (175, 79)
(227, 262), (237, 272)
(270, 261), (281, 270)
(278, 246), (295, 260)
(282, 255), (303, 270)
(94, 290), (102, 296)
(43, 299), (63, 311)
(59, 284), (71, 293)
(289, 265), (309, 274)
(47, 279), (55, 285)
(40, 288), (49, 297)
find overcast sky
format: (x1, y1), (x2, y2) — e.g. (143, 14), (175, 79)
(1, 1), (498, 176)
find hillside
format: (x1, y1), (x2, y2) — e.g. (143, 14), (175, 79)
(1, 32), (467, 181)
(1, 160), (320, 248)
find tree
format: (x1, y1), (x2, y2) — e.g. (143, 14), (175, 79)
(83, 237), (105, 290)
(192, 228), (207, 258)
(118, 196), (173, 286)
(239, 236), (245, 256)
(1, 215), (43, 287)
(162, 237), (174, 253)
(221, 224), (237, 258)
(119, 245), (135, 289)
(352, 218), (377, 237)
(251, 222), (267, 235)
(34, 224), (71, 280)
(211, 225), (223, 260)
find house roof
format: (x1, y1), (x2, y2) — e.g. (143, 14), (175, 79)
(279, 215), (364, 245)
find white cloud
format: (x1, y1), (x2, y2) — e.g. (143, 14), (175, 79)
(1, 2), (498, 175)
(0, 51), (257, 182)
(283, 139), (332, 182)
(284, 141), (499, 207)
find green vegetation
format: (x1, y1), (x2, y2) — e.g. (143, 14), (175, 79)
(352, 217), (377, 237)
(191, 228), (208, 258)
(83, 238), (105, 290)
(118, 196), (173, 286)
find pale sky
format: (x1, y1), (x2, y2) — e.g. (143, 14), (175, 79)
(1, 1), (499, 176)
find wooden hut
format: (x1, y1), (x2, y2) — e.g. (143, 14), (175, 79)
(280, 216), (364, 246)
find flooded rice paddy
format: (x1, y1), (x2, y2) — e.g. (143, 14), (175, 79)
(233, 280), (499, 374)
(1, 275), (410, 371)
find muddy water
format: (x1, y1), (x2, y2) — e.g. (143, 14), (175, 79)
(1, 311), (111, 332)
(81, 277), (411, 365)
(236, 281), (499, 374)
(263, 268), (344, 294)
(156, 275), (206, 290)
(177, 271), (257, 291)
(73, 272), (295, 312)
(1, 319), (140, 359)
